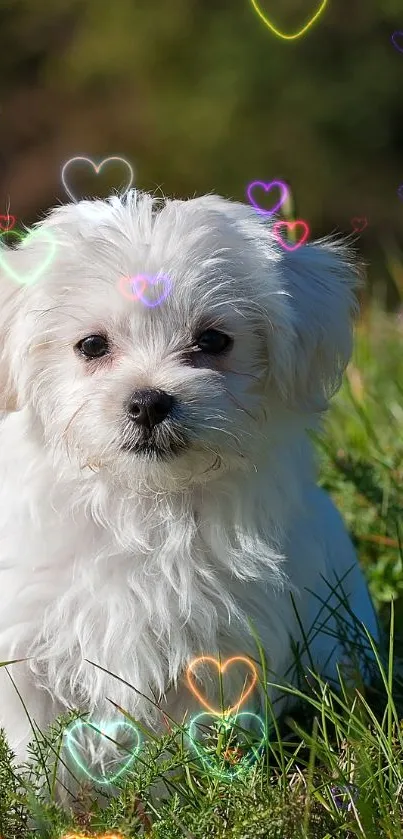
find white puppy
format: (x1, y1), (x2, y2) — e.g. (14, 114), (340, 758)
(0, 191), (378, 781)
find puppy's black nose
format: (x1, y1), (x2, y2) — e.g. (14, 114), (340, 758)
(127, 389), (174, 428)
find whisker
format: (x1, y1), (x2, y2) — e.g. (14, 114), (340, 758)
(33, 306), (86, 325)
(225, 390), (258, 422)
(29, 339), (62, 352)
(62, 402), (89, 441)
(62, 401), (91, 465)
(202, 424), (243, 446)
(224, 368), (263, 382)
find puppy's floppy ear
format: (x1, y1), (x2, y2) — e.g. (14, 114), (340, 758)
(276, 238), (361, 412)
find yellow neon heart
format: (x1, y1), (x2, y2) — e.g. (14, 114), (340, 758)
(249, 0), (328, 41)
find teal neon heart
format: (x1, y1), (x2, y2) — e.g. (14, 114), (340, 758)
(64, 718), (141, 785)
(187, 712), (266, 781)
(0, 228), (57, 286)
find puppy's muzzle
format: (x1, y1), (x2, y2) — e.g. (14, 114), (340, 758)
(123, 388), (188, 459)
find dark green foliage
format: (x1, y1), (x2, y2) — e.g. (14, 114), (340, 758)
(0, 730), (30, 839)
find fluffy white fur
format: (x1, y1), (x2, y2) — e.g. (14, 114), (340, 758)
(0, 191), (378, 788)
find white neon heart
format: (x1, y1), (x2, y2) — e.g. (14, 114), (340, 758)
(61, 156), (135, 203)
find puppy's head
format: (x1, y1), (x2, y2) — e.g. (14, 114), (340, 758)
(0, 191), (359, 490)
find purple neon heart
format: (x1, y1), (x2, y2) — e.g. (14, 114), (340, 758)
(391, 31), (403, 54)
(246, 180), (288, 216)
(131, 274), (172, 308)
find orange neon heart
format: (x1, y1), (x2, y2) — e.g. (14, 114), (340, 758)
(186, 655), (258, 716)
(61, 833), (125, 839)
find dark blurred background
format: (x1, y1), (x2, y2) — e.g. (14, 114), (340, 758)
(1, 0), (402, 302)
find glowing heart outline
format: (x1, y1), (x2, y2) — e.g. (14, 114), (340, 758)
(61, 834), (125, 839)
(186, 655), (258, 716)
(118, 273), (172, 308)
(64, 718), (141, 785)
(249, 0), (328, 41)
(350, 217), (368, 233)
(187, 711), (266, 781)
(0, 214), (16, 232)
(272, 220), (310, 252)
(61, 156), (134, 203)
(391, 31), (403, 54)
(246, 180), (289, 216)
(117, 274), (148, 302)
(0, 228), (57, 286)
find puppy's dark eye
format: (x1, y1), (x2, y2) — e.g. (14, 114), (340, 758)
(75, 335), (110, 359)
(196, 329), (232, 355)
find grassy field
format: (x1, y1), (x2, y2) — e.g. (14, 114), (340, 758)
(1, 305), (403, 839)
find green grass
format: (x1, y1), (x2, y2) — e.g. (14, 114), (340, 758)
(1, 306), (403, 839)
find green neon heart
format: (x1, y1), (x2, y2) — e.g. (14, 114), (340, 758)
(187, 711), (266, 781)
(0, 228), (57, 286)
(64, 718), (142, 785)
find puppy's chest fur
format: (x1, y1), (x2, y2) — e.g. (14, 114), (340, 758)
(11, 483), (259, 717)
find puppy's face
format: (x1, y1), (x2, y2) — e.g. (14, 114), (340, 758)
(0, 192), (359, 489)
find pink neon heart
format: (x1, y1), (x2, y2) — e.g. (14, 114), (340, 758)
(272, 221), (309, 252)
(117, 274), (172, 307)
(117, 275), (147, 302)
(246, 180), (288, 216)
(350, 217), (368, 233)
